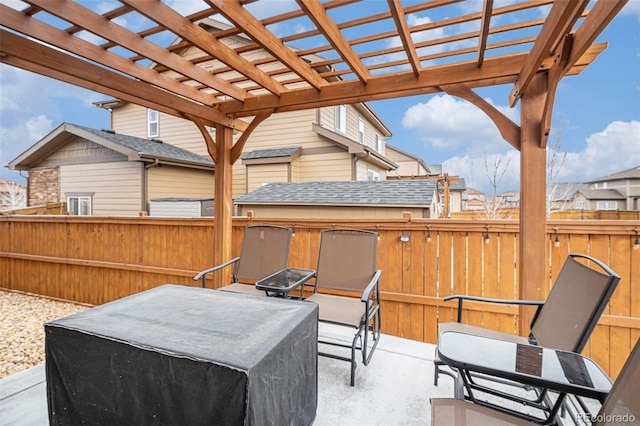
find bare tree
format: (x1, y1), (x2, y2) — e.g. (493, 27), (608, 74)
(0, 180), (27, 211)
(481, 152), (514, 219)
(545, 120), (579, 218)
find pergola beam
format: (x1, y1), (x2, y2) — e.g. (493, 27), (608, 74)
(476, 0), (494, 68)
(297, 0), (371, 83)
(205, 0), (328, 91)
(0, 4), (218, 108)
(26, 0), (248, 102)
(0, 30), (244, 131)
(387, 0), (421, 76)
(120, 0), (286, 97)
(509, 0), (589, 107)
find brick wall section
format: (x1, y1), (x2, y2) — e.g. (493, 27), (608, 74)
(28, 167), (59, 206)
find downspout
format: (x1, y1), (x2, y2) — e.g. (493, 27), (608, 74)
(143, 159), (160, 214)
(19, 171), (29, 206)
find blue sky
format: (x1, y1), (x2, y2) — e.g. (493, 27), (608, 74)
(1, 0), (639, 195)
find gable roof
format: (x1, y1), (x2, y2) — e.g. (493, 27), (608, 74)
(438, 177), (466, 191)
(8, 123), (214, 171)
(385, 144), (430, 174)
(589, 166), (640, 183)
(548, 182), (588, 201)
(577, 189), (625, 200)
(235, 180), (438, 208)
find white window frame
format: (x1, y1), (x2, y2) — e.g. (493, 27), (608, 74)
(148, 109), (159, 138)
(375, 133), (383, 153)
(575, 200), (585, 210)
(335, 104), (347, 134)
(358, 118), (365, 144)
(67, 195), (92, 216)
(596, 201), (617, 211)
(367, 169), (380, 181)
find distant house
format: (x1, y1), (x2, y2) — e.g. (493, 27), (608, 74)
(495, 191), (520, 208)
(573, 166), (640, 211)
(234, 180), (441, 219)
(8, 123), (214, 216)
(462, 188), (486, 211)
(548, 182), (588, 213)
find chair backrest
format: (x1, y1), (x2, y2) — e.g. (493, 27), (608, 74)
(315, 228), (378, 293)
(530, 253), (620, 352)
(595, 338), (640, 426)
(236, 225), (292, 282)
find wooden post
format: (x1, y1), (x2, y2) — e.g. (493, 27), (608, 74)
(213, 124), (234, 288)
(518, 72), (549, 336)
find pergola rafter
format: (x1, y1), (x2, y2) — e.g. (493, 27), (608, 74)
(0, 0), (627, 335)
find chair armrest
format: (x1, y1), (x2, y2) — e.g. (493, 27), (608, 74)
(361, 270), (382, 302)
(444, 294), (544, 323)
(443, 294), (545, 305)
(193, 257), (241, 288)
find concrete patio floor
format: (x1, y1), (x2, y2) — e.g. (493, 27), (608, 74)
(0, 325), (450, 425)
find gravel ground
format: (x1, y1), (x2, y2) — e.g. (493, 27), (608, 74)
(0, 290), (90, 379)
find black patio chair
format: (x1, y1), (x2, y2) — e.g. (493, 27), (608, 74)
(434, 253), (620, 416)
(305, 228), (382, 386)
(193, 224), (292, 296)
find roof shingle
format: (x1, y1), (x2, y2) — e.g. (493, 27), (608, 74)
(235, 180), (437, 207)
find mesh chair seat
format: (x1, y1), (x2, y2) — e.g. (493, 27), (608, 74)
(306, 293), (365, 326)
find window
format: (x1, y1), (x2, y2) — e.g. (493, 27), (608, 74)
(596, 201), (617, 211)
(335, 105), (346, 134)
(367, 169), (380, 181)
(575, 200), (585, 210)
(148, 109), (159, 138)
(358, 118), (364, 144)
(67, 195), (92, 216)
(375, 133), (383, 153)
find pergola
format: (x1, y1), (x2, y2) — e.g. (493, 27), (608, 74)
(0, 0), (627, 333)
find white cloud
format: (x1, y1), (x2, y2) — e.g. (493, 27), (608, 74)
(561, 121), (640, 181)
(0, 66), (109, 181)
(442, 120), (640, 194)
(401, 94), (519, 153)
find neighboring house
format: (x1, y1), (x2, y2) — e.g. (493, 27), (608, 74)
(547, 182), (588, 213)
(234, 180), (441, 219)
(8, 123), (214, 216)
(0, 178), (26, 211)
(573, 189), (626, 211)
(385, 144), (432, 178)
(462, 188), (487, 211)
(495, 191), (520, 208)
(574, 166), (640, 211)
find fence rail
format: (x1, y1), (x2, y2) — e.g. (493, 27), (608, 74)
(1, 215), (638, 379)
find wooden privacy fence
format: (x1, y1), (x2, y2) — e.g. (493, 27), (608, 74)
(1, 215), (638, 379)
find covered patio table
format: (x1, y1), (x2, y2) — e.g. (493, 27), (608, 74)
(44, 284), (318, 425)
